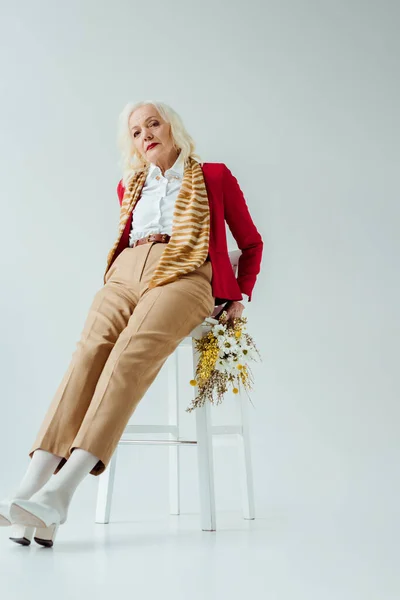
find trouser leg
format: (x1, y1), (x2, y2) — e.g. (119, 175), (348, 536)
(28, 281), (136, 470)
(70, 258), (214, 476)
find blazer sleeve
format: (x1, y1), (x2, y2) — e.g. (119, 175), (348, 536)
(222, 164), (263, 302)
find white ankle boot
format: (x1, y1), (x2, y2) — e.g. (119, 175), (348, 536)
(0, 449), (64, 544)
(10, 500), (62, 547)
(1, 498), (48, 546)
(7, 448), (100, 547)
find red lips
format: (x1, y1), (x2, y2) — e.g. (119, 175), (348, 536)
(147, 143), (159, 151)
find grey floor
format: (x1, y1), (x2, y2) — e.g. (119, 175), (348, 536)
(0, 506), (397, 599)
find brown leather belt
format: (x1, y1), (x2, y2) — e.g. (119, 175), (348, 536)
(132, 233), (171, 247)
(132, 232), (210, 262)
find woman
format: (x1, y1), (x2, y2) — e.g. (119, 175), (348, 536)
(0, 100), (263, 547)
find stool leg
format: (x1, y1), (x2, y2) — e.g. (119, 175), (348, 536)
(193, 339), (216, 531)
(168, 351), (180, 515)
(235, 393), (256, 520)
(95, 448), (118, 523)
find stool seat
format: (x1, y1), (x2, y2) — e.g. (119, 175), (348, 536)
(95, 249), (255, 531)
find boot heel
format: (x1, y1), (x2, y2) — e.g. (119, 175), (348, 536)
(9, 525), (35, 546)
(34, 522), (60, 547)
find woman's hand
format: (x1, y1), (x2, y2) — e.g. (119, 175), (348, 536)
(223, 300), (245, 323)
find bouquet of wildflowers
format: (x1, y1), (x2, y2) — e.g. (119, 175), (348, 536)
(186, 310), (261, 412)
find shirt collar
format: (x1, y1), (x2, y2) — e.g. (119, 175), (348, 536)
(148, 151), (185, 181)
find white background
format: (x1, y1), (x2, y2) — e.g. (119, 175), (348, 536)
(0, 0), (399, 594)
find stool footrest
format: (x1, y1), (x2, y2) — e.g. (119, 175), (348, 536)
(123, 424), (178, 435)
(118, 439), (197, 446)
(122, 424), (243, 436)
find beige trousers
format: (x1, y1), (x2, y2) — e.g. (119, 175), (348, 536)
(28, 242), (214, 476)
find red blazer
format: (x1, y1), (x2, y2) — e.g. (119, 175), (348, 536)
(114, 162), (263, 306)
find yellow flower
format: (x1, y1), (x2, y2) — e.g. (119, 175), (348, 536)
(189, 379), (197, 386)
(236, 364), (243, 370)
(235, 330), (242, 338)
(232, 387), (239, 394)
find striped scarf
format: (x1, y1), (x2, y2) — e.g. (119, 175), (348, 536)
(104, 156), (210, 288)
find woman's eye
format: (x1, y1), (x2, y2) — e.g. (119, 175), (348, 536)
(133, 122), (159, 137)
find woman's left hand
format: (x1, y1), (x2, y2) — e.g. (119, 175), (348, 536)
(223, 300), (245, 322)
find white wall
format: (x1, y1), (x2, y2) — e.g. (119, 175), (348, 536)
(0, 0), (399, 527)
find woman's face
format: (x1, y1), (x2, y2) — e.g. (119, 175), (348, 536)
(129, 105), (175, 163)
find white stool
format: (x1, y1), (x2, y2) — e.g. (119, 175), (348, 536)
(95, 250), (256, 531)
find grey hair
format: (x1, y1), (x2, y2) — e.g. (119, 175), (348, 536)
(117, 100), (203, 187)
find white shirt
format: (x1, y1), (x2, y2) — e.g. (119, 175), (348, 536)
(128, 152), (185, 246)
(128, 153), (247, 302)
